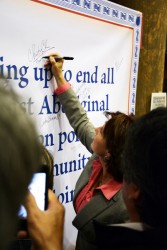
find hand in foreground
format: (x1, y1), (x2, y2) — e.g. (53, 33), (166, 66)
(44, 52), (66, 86)
(18, 190), (65, 250)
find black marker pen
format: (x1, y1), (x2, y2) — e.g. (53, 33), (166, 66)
(42, 56), (74, 60)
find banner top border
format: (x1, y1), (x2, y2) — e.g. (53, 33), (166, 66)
(32, 0), (142, 29)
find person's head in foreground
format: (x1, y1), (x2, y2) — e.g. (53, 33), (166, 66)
(0, 75), (41, 249)
(122, 107), (167, 227)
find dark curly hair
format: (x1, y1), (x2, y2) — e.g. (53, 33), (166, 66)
(103, 111), (135, 182)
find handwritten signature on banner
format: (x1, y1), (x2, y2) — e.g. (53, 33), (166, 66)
(115, 57), (123, 71)
(28, 40), (55, 63)
(75, 84), (91, 101)
(41, 115), (59, 128)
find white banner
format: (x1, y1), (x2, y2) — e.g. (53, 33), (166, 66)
(0, 0), (142, 249)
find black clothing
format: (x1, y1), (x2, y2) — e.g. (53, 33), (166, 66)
(94, 220), (167, 250)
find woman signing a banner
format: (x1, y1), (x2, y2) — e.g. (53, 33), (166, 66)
(44, 53), (135, 250)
